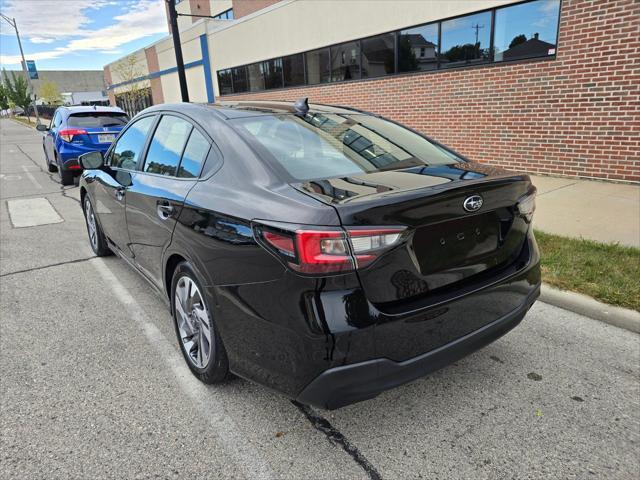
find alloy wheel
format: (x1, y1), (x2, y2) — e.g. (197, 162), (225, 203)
(85, 198), (98, 251)
(174, 276), (212, 369)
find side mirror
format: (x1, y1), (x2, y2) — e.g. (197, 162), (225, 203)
(36, 123), (48, 132)
(79, 151), (104, 170)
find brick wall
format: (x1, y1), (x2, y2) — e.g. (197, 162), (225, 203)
(232, 0), (282, 18)
(189, 0), (211, 23)
(221, 0), (640, 182)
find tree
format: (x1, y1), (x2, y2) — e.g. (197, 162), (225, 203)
(509, 34), (527, 49)
(0, 83), (9, 111)
(111, 54), (150, 116)
(39, 78), (62, 105)
(3, 70), (32, 119)
(397, 36), (419, 72)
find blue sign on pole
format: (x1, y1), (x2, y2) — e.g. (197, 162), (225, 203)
(26, 60), (38, 80)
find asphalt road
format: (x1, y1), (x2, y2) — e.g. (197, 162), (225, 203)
(1, 118), (638, 480)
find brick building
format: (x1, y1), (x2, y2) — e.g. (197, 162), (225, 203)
(105, 0), (639, 182)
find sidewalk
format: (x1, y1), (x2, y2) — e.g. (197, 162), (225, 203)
(530, 175), (640, 248)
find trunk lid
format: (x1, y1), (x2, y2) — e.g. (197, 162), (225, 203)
(293, 162), (533, 311)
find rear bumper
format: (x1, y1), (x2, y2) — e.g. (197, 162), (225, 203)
(296, 284), (539, 410)
(58, 143), (109, 169)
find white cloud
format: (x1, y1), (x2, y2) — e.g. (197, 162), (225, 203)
(0, 48), (66, 65)
(29, 37), (56, 45)
(0, 0), (112, 42)
(67, 0), (167, 51)
(0, 0), (167, 67)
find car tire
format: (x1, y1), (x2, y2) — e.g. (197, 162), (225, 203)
(44, 149), (57, 172)
(83, 196), (111, 256)
(59, 167), (74, 186)
(171, 261), (230, 384)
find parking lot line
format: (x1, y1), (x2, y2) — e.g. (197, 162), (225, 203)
(92, 257), (276, 480)
(21, 165), (42, 190)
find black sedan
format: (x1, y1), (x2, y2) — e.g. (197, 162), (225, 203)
(78, 100), (540, 409)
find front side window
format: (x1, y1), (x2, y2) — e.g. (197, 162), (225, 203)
(178, 129), (210, 178)
(331, 41), (360, 82)
(361, 33), (395, 78)
(111, 116), (155, 169)
(144, 116), (192, 176)
(50, 111), (59, 129)
(441, 11), (491, 67)
(398, 23), (439, 72)
(232, 113), (463, 181)
(494, 0), (560, 62)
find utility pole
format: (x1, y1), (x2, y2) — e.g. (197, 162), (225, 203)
(471, 23), (485, 46)
(0, 14), (40, 124)
(166, 0), (189, 102)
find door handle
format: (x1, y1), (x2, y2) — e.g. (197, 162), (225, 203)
(157, 203), (174, 220)
(115, 187), (125, 201)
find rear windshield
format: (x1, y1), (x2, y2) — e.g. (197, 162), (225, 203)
(232, 112), (463, 181)
(67, 112), (129, 128)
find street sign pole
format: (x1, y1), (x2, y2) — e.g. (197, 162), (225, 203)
(0, 14), (40, 124)
(166, 0), (189, 102)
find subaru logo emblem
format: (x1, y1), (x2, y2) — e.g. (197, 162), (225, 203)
(463, 195), (483, 212)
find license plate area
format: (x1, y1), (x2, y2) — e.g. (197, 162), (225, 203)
(97, 134), (115, 143)
(413, 212), (505, 275)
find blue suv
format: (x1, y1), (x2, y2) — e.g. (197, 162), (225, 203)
(38, 106), (129, 185)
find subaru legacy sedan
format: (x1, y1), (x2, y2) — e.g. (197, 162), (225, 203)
(37, 106), (129, 185)
(78, 100), (540, 409)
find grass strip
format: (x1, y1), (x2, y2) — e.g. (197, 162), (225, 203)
(535, 229), (640, 311)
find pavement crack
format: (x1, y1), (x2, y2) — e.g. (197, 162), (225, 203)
(536, 181), (579, 197)
(13, 143), (81, 204)
(0, 256), (95, 278)
(292, 401), (383, 480)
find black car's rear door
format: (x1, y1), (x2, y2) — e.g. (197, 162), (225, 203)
(125, 113), (211, 287)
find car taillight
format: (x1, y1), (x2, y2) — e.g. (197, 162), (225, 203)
(262, 231), (295, 257)
(347, 228), (405, 268)
(59, 129), (87, 142)
(257, 224), (406, 275)
(517, 188), (537, 222)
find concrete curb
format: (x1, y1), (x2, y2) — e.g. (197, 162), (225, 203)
(540, 284), (640, 333)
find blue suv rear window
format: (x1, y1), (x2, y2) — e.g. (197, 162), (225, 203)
(67, 113), (128, 128)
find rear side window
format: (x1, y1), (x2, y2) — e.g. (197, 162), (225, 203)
(144, 116), (192, 176)
(232, 113), (464, 181)
(111, 116), (155, 169)
(68, 112), (129, 127)
(178, 130), (210, 178)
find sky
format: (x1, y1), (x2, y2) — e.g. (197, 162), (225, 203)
(0, 0), (168, 71)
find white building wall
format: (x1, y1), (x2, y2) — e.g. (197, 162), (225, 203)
(186, 66), (209, 102)
(160, 71), (182, 103)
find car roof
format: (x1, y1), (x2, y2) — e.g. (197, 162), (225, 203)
(60, 106), (126, 116)
(209, 100), (367, 119)
(139, 100), (368, 121)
